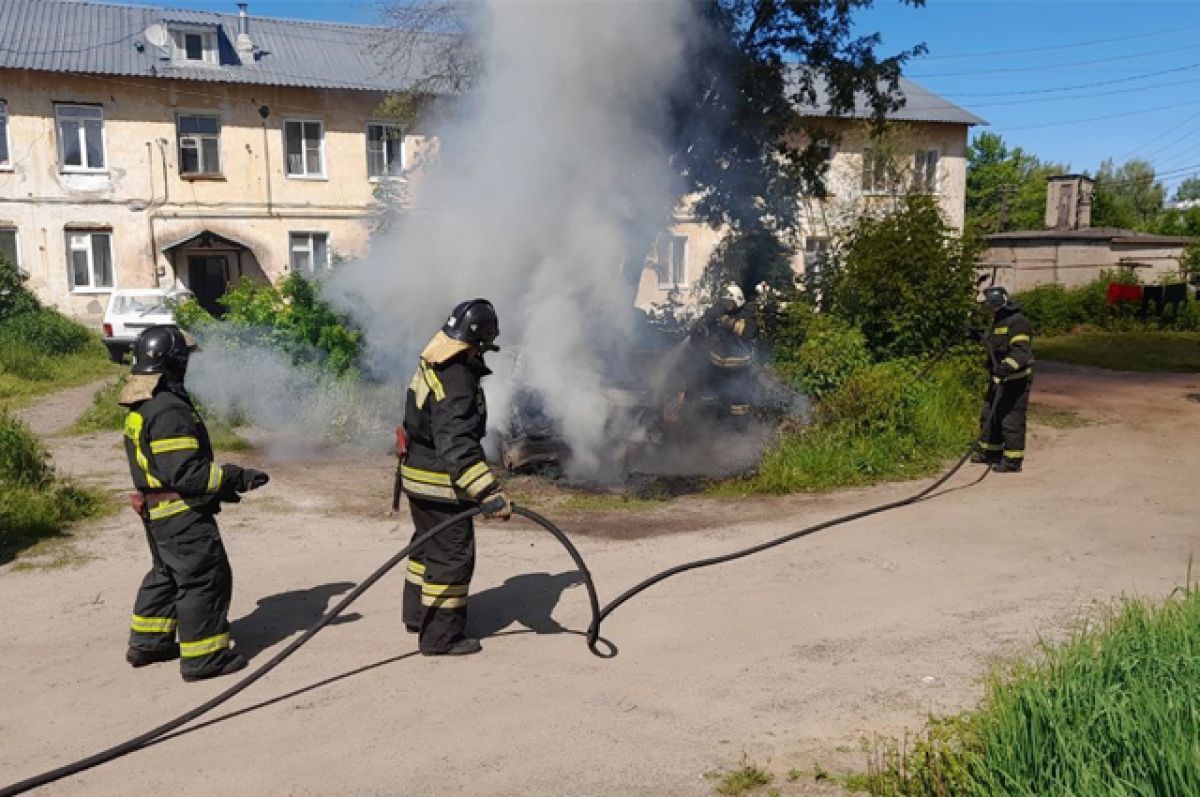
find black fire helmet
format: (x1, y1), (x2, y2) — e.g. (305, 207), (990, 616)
(131, 324), (193, 376)
(442, 299), (501, 352)
(982, 286), (1009, 311)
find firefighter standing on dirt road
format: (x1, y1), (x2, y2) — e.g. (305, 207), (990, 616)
(399, 299), (511, 656)
(966, 286), (1034, 473)
(693, 283), (759, 424)
(120, 325), (269, 681)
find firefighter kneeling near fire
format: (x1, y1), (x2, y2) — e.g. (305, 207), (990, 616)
(397, 299), (512, 656)
(693, 283), (759, 427)
(121, 325), (269, 682)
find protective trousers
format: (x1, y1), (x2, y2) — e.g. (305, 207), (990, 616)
(402, 497), (476, 653)
(711, 364), (753, 425)
(979, 377), (1031, 463)
(129, 512), (234, 676)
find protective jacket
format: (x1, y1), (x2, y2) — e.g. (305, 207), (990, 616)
(984, 302), (1034, 383)
(701, 302), (758, 369)
(401, 338), (498, 505)
(123, 379), (241, 521)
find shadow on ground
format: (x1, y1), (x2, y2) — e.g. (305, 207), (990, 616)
(469, 571), (584, 639)
(231, 581), (362, 660)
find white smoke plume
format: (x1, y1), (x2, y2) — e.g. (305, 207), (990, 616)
(324, 1), (701, 478)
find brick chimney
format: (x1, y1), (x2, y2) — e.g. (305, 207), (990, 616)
(1045, 174), (1095, 230)
(236, 3), (254, 61)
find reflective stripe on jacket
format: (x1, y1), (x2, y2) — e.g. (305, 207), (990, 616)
(986, 305), (1034, 382)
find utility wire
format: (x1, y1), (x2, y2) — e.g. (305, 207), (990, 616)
(916, 23), (1200, 60)
(992, 101), (1200, 133)
(943, 61), (1200, 98)
(910, 43), (1200, 79)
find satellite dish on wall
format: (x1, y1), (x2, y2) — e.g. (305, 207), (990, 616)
(144, 24), (170, 47)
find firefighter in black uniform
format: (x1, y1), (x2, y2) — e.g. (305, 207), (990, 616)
(967, 286), (1034, 473)
(120, 326), (269, 681)
(693, 283), (758, 424)
(399, 299), (511, 656)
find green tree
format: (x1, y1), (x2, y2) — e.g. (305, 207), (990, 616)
(823, 194), (981, 359)
(1174, 177), (1200, 204)
(965, 132), (1066, 234)
(1092, 158), (1165, 230)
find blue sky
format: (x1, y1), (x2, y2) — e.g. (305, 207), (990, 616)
(128, 0), (1200, 195)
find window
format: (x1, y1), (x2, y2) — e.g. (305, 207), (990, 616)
(56, 105), (105, 172)
(803, 236), (830, 273)
(655, 234), (688, 287)
(366, 123), (404, 178)
(0, 100), (9, 168)
(284, 120), (325, 178)
(171, 28), (217, 64)
(913, 149), (939, 193)
(289, 232), (330, 274)
(0, 228), (18, 267)
(862, 147), (900, 194)
(65, 231), (114, 291)
(177, 114), (221, 176)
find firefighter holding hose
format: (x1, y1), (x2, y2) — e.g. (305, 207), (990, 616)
(693, 283), (758, 425)
(120, 325), (269, 681)
(398, 299), (511, 656)
(966, 286), (1034, 473)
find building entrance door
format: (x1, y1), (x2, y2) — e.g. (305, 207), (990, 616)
(187, 255), (229, 316)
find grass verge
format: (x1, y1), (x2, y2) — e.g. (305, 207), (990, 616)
(68, 379), (251, 450)
(1038, 331), (1200, 372)
(0, 338), (120, 407)
(1, 408), (112, 565)
(834, 579), (1200, 796)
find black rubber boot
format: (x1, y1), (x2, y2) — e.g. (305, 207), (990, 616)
(182, 651), (248, 682)
(993, 458), (1023, 473)
(421, 638), (482, 657)
(126, 644), (180, 668)
(405, 624), (420, 634)
(971, 450), (1001, 465)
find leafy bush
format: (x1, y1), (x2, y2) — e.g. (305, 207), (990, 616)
(1014, 267), (1180, 336)
(823, 194), (981, 359)
(0, 307), (94, 355)
(176, 275), (362, 376)
(0, 409), (107, 563)
(776, 314), (871, 401)
(0, 253), (41, 317)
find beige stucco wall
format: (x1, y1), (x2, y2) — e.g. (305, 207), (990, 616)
(983, 240), (1192, 293)
(0, 70), (430, 324)
(633, 117), (972, 312)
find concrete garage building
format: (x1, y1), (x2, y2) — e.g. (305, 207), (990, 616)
(983, 175), (1197, 291)
(0, 0), (429, 323)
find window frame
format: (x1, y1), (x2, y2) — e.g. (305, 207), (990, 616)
(654, 234), (689, 289)
(0, 99), (10, 170)
(288, 231), (332, 275)
(802, 236), (831, 273)
(170, 27), (218, 65)
(0, 226), (20, 268)
(176, 112), (223, 177)
(64, 229), (116, 293)
(912, 149), (940, 195)
(366, 121), (404, 180)
(55, 103), (107, 173)
(283, 119), (327, 180)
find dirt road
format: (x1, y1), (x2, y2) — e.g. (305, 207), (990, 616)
(2, 363), (1198, 796)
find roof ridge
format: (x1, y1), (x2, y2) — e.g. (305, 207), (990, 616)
(36, 0), (391, 33)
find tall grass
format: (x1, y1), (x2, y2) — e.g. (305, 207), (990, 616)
(0, 409), (108, 564)
(720, 355), (981, 494)
(849, 582), (1200, 796)
(0, 310), (118, 406)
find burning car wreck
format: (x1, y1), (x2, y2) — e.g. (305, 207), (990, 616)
(499, 304), (809, 484)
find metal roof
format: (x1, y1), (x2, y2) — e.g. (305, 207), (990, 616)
(988, 227), (1196, 245)
(795, 73), (987, 127)
(0, 0), (432, 91)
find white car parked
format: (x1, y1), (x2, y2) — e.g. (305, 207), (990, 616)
(101, 288), (194, 363)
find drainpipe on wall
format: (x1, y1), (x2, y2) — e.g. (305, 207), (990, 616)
(259, 104), (273, 216)
(143, 138), (171, 289)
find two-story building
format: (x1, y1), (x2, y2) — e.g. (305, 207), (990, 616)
(0, 0), (426, 322)
(634, 77), (986, 310)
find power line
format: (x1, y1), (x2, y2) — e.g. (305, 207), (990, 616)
(993, 101), (1200, 133)
(943, 61), (1200, 98)
(910, 43), (1200, 79)
(1122, 106), (1200, 161)
(916, 23), (1200, 61)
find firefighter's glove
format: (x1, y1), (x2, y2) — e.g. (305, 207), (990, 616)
(236, 468), (270, 493)
(961, 324), (983, 342)
(481, 490), (513, 522)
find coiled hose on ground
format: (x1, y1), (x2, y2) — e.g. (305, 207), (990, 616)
(0, 377), (1001, 796)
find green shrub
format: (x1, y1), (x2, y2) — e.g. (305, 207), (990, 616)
(0, 308), (94, 355)
(177, 275), (362, 376)
(784, 315), (872, 401)
(0, 254), (41, 317)
(0, 409), (53, 487)
(823, 194), (981, 359)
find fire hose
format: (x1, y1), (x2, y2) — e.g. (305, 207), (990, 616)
(1, 361), (1003, 796)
